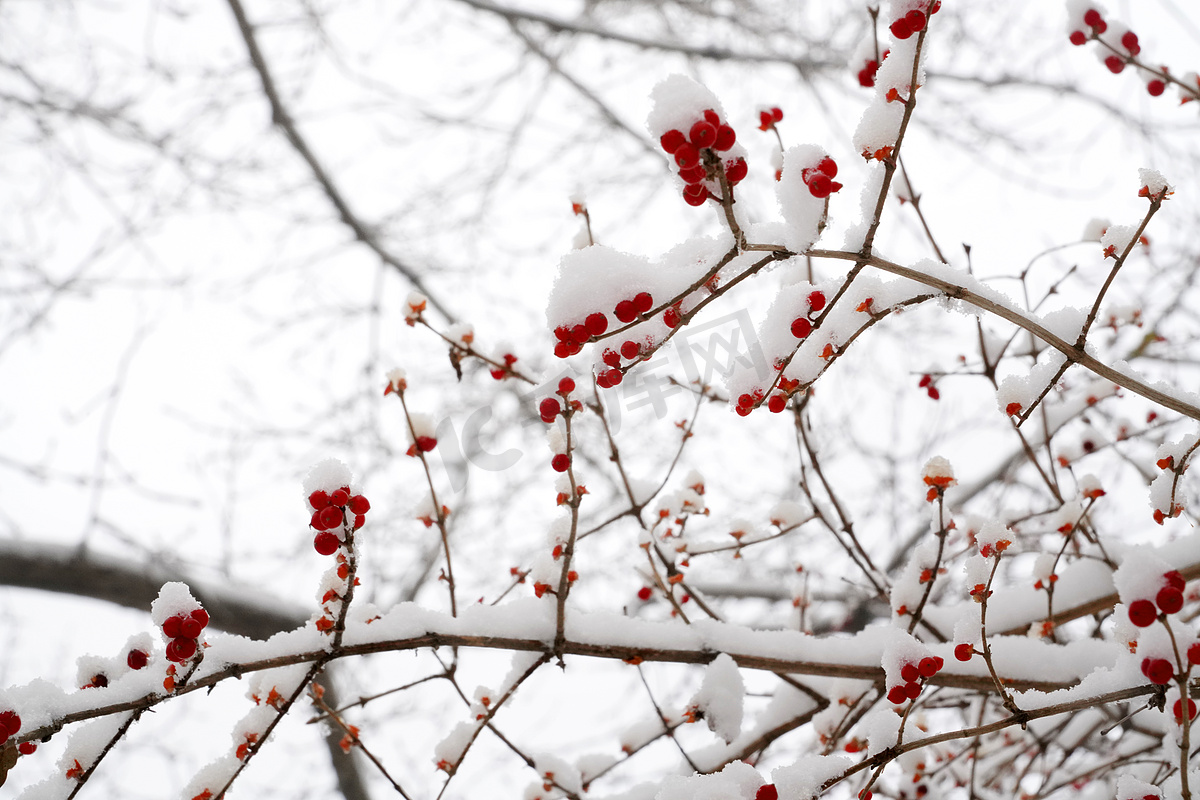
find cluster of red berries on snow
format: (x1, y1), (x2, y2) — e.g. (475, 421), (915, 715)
(1067, 7), (1171, 96)
(162, 608), (209, 663)
(308, 487), (370, 556)
(801, 158), (842, 199)
(659, 109), (746, 207)
(1126, 569), (1186, 628)
(886, 656), (944, 704)
(553, 292), (655, 361)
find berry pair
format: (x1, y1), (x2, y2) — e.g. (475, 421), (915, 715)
(802, 158), (842, 199)
(889, 2), (940, 40)
(757, 107), (783, 131)
(490, 353), (519, 380)
(856, 52), (889, 87)
(1126, 570), (1185, 627)
(735, 390), (764, 417)
(163, 608), (209, 663)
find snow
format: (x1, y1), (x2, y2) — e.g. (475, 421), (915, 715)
(1100, 224), (1137, 256)
(1082, 217), (1110, 241)
(646, 75), (727, 142)
(302, 458), (353, 497)
(1138, 168), (1170, 196)
(770, 500), (812, 529)
(773, 754), (851, 800)
(687, 653), (745, 743)
(150, 581), (201, 629)
(1112, 547), (1172, 606)
(656, 760), (762, 800)
(776, 145), (833, 254)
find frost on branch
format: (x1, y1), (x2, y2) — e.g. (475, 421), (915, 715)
(686, 653), (745, 743)
(656, 760), (763, 800)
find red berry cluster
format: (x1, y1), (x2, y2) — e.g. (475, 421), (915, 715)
(735, 389), (764, 417)
(886, 656), (944, 704)
(554, 293), (656, 360)
(801, 158), (842, 199)
(1069, 9), (1170, 96)
(309, 487), (370, 556)
(889, 2), (939, 40)
(659, 109), (746, 206)
(856, 50), (890, 87)
(540, 378), (580, 423)
(163, 608), (209, 663)
(757, 107), (783, 131)
(1126, 570), (1185, 627)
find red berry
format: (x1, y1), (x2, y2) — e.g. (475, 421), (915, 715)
(674, 143), (700, 168)
(1188, 643), (1200, 666)
(1166, 571), (1186, 591)
(771, 107), (783, 122)
(127, 649), (149, 670)
(905, 9), (926, 31)
(768, 394), (787, 413)
(570, 323), (590, 345)
(620, 340), (640, 360)
(887, 685), (908, 705)
(660, 129), (686, 153)
(858, 68), (875, 88)
(791, 318), (812, 338)
(314, 531), (340, 555)
(663, 307), (681, 328)
(582, 313), (607, 337)
(614, 300), (637, 323)
(690, 120), (717, 148)
(1069, 30), (1087, 45)
(1128, 598), (1158, 627)
(1105, 56), (1125, 74)
(927, 387), (940, 400)
(354, 514), (365, 530)
(714, 125), (736, 151)
(703, 109), (720, 125)
(348, 495), (370, 515)
(167, 637), (197, 662)
(1121, 31), (1140, 53)
(553, 325), (572, 343)
(417, 436), (438, 452)
(308, 490), (330, 510)
(904, 680), (922, 700)
(808, 290), (827, 312)
(603, 368), (623, 386)
(759, 110), (774, 131)
(553, 342), (572, 359)
(17, 741), (35, 755)
(683, 183), (709, 206)
(725, 158), (748, 184)
(900, 663), (920, 683)
(180, 616), (203, 639)
(678, 164), (707, 184)
(551, 454), (571, 473)
(757, 786), (779, 800)
(954, 643), (973, 661)
(734, 404), (752, 417)
(320, 505), (344, 529)
(163, 615), (183, 638)
(637, 587), (652, 601)
(558, 377), (576, 395)
(737, 393), (754, 408)
(1176, 698), (1198, 721)
(934, 656), (944, 670)
(602, 348), (622, 367)
(633, 292), (654, 314)
(0, 711), (21, 737)
(918, 656), (939, 678)
(816, 157), (838, 178)
(329, 488), (350, 507)
(808, 173), (833, 198)
(311, 509), (329, 531)
(890, 17), (912, 39)
(1157, 586), (1184, 615)
(1146, 658), (1174, 685)
(1082, 9), (1102, 27)
(191, 609), (209, 629)
(1148, 80), (1166, 97)
(596, 372), (612, 389)
(918, 374), (933, 388)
